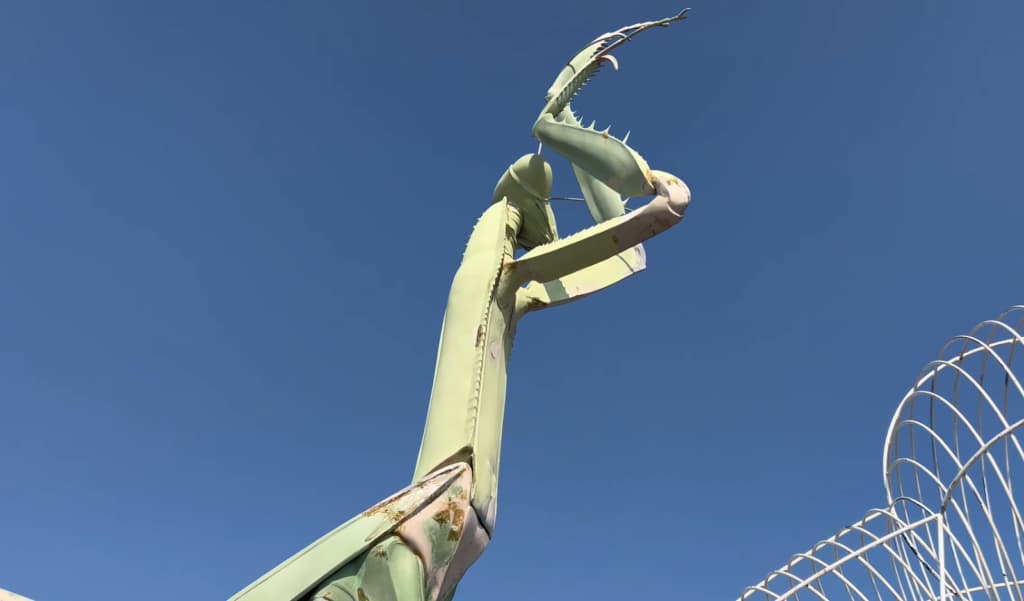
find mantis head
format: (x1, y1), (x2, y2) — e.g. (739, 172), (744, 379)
(492, 154), (557, 250)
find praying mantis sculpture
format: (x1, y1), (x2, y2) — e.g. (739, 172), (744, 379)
(229, 9), (691, 601)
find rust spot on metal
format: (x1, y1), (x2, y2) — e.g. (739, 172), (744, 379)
(358, 588), (370, 601)
(372, 545), (387, 559)
(363, 492), (412, 521)
(447, 511), (464, 541)
(475, 325), (486, 348)
(363, 500), (391, 518)
(431, 494), (470, 542)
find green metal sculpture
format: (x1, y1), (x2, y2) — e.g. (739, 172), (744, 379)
(230, 10), (691, 601)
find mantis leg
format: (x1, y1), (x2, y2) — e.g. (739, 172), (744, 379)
(514, 244), (646, 317)
(310, 536), (426, 601)
(228, 464), (487, 601)
(307, 463), (487, 601)
(534, 110), (656, 200)
(510, 105), (650, 316)
(509, 174), (689, 287)
(557, 106), (627, 223)
(534, 9), (688, 201)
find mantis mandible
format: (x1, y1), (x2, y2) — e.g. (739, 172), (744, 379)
(229, 9), (691, 601)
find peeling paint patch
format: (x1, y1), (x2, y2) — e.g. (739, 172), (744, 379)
(395, 464), (490, 601)
(361, 464), (468, 543)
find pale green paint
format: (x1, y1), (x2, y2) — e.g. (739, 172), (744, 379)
(560, 107), (627, 223)
(229, 465), (467, 601)
(412, 198), (514, 529)
(228, 10), (691, 601)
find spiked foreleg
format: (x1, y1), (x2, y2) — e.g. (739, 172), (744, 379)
(509, 175), (690, 286)
(514, 245), (646, 318)
(557, 107), (627, 223)
(539, 8), (689, 119)
(533, 113), (656, 199)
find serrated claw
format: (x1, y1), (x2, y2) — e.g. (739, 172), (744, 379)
(539, 7), (690, 119)
(589, 31), (630, 46)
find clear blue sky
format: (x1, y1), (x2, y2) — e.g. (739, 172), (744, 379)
(2, 1), (1023, 599)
